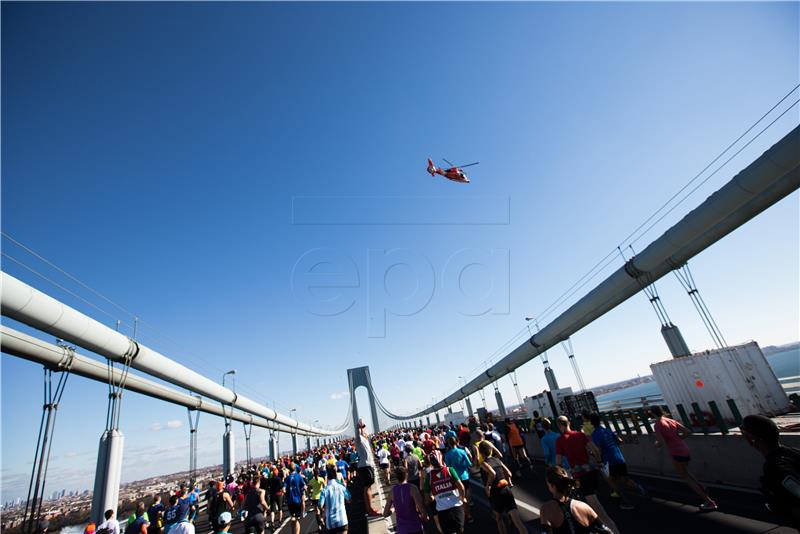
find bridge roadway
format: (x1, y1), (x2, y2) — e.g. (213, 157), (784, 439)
(201, 464), (798, 534)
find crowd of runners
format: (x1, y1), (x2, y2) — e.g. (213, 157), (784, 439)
(88, 409), (798, 534)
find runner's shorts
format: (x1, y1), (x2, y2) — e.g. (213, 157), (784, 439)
(609, 462), (628, 478)
(436, 505), (465, 534)
(244, 513), (265, 534)
(490, 486), (518, 514)
(287, 502), (303, 519)
(576, 470), (600, 497)
(358, 466), (375, 488)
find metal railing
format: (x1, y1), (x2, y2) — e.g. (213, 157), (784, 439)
(779, 375), (800, 395)
(594, 377), (798, 414)
(596, 393), (664, 413)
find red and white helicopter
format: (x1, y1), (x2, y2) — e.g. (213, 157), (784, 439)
(427, 158), (479, 184)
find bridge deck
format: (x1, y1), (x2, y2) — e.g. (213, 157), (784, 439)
(201, 462), (797, 534)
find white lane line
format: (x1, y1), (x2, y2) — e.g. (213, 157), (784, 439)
(469, 479), (541, 516)
(273, 515), (290, 533)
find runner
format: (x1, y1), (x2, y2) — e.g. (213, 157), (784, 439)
(377, 442), (391, 478)
(243, 477), (268, 534)
(555, 416), (620, 534)
(285, 465), (306, 534)
(355, 419), (381, 517)
(336, 454), (350, 483)
(540, 418), (569, 469)
(588, 413), (648, 510)
(504, 419), (532, 474)
(213, 512), (232, 534)
(209, 481), (235, 532)
(404, 443), (423, 488)
(124, 505), (149, 534)
(539, 466), (614, 534)
(532, 411), (546, 439)
(424, 451), (467, 534)
(162, 495), (181, 534)
(383, 466), (427, 534)
(320, 465), (351, 533)
(97, 510), (121, 534)
(176, 485), (196, 526)
(308, 467), (327, 531)
(146, 496), (164, 534)
(651, 406), (717, 511)
(267, 469), (285, 528)
(444, 436), (473, 523)
(478, 442), (527, 534)
(741, 414), (800, 528)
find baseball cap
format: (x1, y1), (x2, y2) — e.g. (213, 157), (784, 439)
(218, 512), (232, 526)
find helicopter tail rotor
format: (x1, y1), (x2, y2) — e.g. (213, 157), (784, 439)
(427, 158), (437, 176)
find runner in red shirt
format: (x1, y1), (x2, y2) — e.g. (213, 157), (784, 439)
(555, 416), (620, 534)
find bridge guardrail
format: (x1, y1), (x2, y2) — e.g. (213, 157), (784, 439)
(779, 375), (800, 395)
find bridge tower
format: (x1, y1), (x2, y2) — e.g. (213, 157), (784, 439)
(347, 366), (380, 435)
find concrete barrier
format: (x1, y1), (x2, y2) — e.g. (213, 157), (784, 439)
(527, 431), (800, 491)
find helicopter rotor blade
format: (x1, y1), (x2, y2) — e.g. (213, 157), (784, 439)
(442, 158), (455, 168)
(456, 162), (480, 168)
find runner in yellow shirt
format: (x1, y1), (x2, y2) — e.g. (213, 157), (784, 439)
(307, 468), (327, 531)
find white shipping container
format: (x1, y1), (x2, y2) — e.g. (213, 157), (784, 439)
(524, 387), (574, 420)
(443, 410), (466, 427)
(650, 341), (791, 425)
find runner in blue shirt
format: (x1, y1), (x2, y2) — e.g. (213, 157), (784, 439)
(540, 418), (570, 470)
(284, 465), (306, 534)
(589, 413), (648, 509)
(335, 456), (349, 482)
(320, 465), (351, 533)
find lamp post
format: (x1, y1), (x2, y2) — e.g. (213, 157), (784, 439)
(221, 370), (236, 429)
(221, 370), (236, 476)
(290, 409), (298, 455)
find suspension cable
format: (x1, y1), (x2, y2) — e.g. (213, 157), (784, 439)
(673, 263), (727, 348)
(23, 343), (73, 534)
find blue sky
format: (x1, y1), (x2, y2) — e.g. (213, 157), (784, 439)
(2, 2), (798, 500)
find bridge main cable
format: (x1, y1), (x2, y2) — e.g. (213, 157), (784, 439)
(0, 325), (327, 436)
(396, 125), (800, 419)
(0, 275), (349, 437)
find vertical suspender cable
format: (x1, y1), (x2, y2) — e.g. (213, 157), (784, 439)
(23, 343), (73, 534)
(674, 263), (727, 348)
(561, 338), (586, 393)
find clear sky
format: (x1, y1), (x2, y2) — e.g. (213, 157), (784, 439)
(2, 2), (798, 501)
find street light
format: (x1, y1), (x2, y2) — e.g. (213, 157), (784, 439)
(524, 317), (535, 337)
(222, 369), (237, 393)
(221, 370), (236, 431)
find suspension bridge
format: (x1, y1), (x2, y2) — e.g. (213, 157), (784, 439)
(2, 121), (799, 533)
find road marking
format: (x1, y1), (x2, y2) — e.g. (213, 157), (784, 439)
(273, 516), (290, 533)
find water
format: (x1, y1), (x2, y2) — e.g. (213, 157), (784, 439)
(596, 381), (661, 403)
(595, 346), (799, 403)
